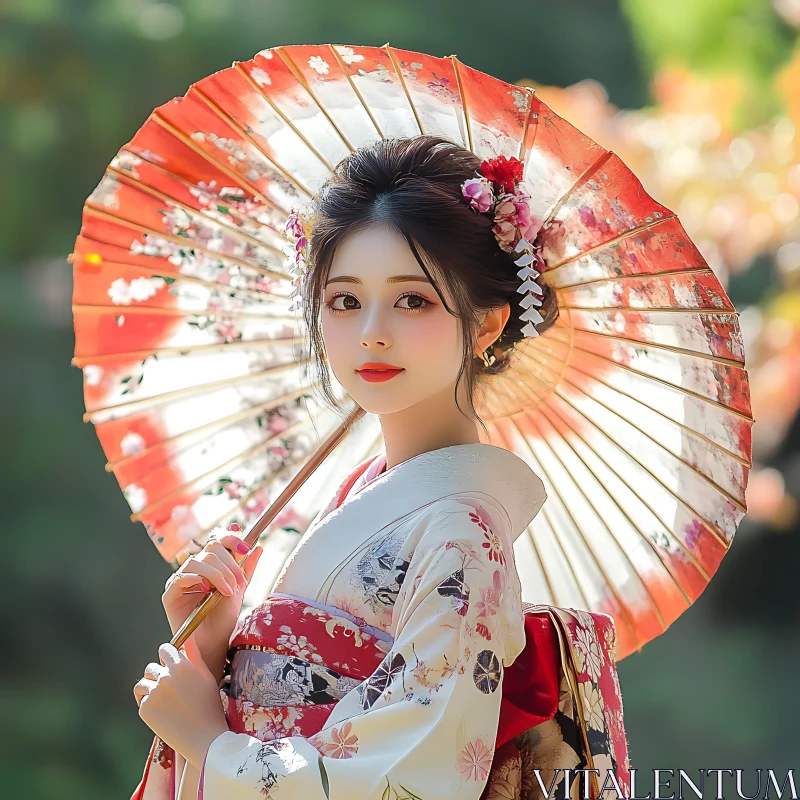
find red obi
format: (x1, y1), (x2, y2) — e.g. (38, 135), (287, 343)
(132, 594), (631, 800)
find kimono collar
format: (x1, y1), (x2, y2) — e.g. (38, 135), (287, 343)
(338, 442), (546, 541)
(274, 442), (547, 601)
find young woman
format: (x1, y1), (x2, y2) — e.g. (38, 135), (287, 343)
(132, 135), (631, 800)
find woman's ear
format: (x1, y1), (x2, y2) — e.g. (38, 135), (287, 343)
(473, 303), (511, 357)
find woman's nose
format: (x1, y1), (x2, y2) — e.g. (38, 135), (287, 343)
(361, 332), (390, 348)
(360, 308), (392, 349)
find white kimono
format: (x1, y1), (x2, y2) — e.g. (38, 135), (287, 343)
(198, 442), (547, 799)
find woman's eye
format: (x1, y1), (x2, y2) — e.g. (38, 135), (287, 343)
(328, 294), (360, 312)
(395, 293), (430, 311)
(325, 292), (432, 315)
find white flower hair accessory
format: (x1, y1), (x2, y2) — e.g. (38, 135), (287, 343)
(461, 154), (546, 338)
(282, 205), (315, 313)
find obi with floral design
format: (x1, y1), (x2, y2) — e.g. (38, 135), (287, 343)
(131, 443), (631, 800)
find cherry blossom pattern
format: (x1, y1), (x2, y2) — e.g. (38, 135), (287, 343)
(275, 626), (323, 664)
(309, 721), (359, 759)
(108, 275), (166, 305)
(120, 431), (146, 456)
(473, 649), (501, 694)
(82, 364), (103, 386)
(238, 702), (303, 742)
(456, 737), (494, 783)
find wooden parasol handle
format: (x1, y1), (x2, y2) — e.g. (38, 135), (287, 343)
(170, 404), (366, 651)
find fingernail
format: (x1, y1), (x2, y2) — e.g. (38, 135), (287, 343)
(236, 541), (251, 554)
(228, 523), (241, 532)
(201, 579), (212, 592)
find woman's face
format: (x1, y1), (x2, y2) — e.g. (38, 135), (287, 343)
(320, 224), (466, 415)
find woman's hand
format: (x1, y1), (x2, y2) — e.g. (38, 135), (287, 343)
(134, 641), (230, 771)
(162, 527), (263, 679)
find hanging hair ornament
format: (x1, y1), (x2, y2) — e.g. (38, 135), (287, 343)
(461, 155), (546, 338)
(281, 205), (315, 314)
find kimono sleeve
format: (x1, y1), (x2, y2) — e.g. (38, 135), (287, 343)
(199, 497), (527, 799)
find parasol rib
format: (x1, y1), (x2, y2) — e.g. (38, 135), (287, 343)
(506, 414), (642, 647)
(542, 150), (614, 228)
(551, 384), (735, 549)
(528, 407), (693, 613)
(129, 417), (313, 522)
(111, 146), (288, 238)
(385, 47), (424, 136)
(534, 400), (711, 582)
(327, 44), (385, 141)
(82, 361), (307, 423)
(106, 166), (287, 256)
(150, 113), (285, 212)
(190, 85), (318, 198)
(274, 47), (357, 153)
(72, 303), (295, 321)
(563, 358), (752, 467)
(70, 253), (294, 304)
(553, 266), (716, 292)
(234, 62), (340, 172)
(449, 57), (473, 152)
(547, 213), (675, 271)
(169, 405), (366, 650)
(104, 388), (310, 472)
(73, 337), (303, 368)
(81, 206), (291, 281)
(521, 350), (748, 514)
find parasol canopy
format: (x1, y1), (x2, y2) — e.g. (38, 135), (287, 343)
(70, 43), (753, 661)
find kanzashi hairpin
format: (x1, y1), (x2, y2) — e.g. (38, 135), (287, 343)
(460, 155), (546, 338)
(282, 206), (314, 314)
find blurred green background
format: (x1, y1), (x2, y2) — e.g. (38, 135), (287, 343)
(3, 0), (800, 797)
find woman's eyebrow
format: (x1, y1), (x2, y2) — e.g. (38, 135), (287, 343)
(325, 274), (432, 286)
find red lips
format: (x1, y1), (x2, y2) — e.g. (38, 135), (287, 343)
(356, 362), (405, 383)
(357, 362), (403, 370)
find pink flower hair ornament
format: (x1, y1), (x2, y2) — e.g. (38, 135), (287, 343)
(282, 204), (314, 314)
(461, 154), (546, 338)
(281, 154), (546, 336)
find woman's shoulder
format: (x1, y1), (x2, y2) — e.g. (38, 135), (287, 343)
(407, 493), (515, 553)
(388, 494), (520, 595)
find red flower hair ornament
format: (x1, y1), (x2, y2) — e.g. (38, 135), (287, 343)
(460, 155), (546, 338)
(282, 154), (546, 336)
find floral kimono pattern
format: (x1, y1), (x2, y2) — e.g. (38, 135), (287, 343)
(130, 443), (631, 800)
(484, 606), (631, 800)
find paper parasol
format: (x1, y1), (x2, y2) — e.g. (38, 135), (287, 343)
(70, 43), (753, 660)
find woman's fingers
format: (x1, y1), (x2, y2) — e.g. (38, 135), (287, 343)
(133, 676), (158, 706)
(201, 548), (242, 592)
(241, 545), (264, 582)
(216, 533), (254, 557)
(134, 662), (165, 705)
(163, 573), (212, 595)
(206, 539), (249, 588)
(144, 662), (165, 678)
(167, 559), (235, 597)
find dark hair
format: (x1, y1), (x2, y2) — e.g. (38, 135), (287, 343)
(299, 134), (558, 434)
